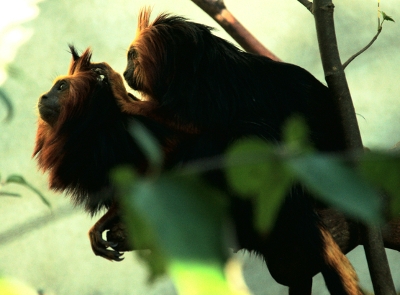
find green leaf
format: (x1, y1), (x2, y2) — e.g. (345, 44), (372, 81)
(123, 196), (168, 280)
(0, 88), (14, 122)
(225, 138), (291, 232)
(111, 165), (138, 189)
(115, 169), (229, 279)
(381, 11), (395, 22)
(288, 154), (382, 224)
(225, 138), (275, 196)
(5, 175), (26, 185)
(169, 260), (250, 295)
(112, 166), (167, 279)
(358, 152), (400, 217)
(137, 175), (227, 260)
(253, 187), (288, 233)
(5, 175), (51, 208)
(283, 116), (311, 152)
(0, 277), (37, 295)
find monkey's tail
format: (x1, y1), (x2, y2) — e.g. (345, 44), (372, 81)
(320, 225), (363, 295)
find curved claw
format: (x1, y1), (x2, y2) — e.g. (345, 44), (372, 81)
(88, 226), (125, 261)
(113, 253), (125, 262)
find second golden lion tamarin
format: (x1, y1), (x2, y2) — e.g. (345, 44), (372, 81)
(120, 8), (362, 295)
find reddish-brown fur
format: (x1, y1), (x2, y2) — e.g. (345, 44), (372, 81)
(33, 47), (197, 260)
(121, 8), (363, 295)
(33, 14), (364, 293)
(34, 49), (99, 192)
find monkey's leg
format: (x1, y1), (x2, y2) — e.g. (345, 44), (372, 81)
(265, 190), (362, 295)
(88, 202), (124, 261)
(288, 279), (312, 295)
(382, 217), (400, 252)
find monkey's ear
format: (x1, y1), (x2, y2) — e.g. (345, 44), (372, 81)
(69, 44), (80, 61)
(67, 45), (92, 74)
(137, 7), (152, 36)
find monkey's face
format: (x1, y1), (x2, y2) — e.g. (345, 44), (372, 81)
(123, 7), (155, 95)
(38, 71), (103, 127)
(123, 47), (140, 90)
(38, 46), (107, 128)
(123, 40), (171, 99)
(124, 8), (213, 103)
(38, 78), (69, 126)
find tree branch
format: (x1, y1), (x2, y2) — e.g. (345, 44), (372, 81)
(298, 0), (313, 13)
(343, 28), (382, 69)
(297, 0), (390, 70)
(191, 0), (281, 61)
(313, 1), (396, 294)
(313, 0), (362, 149)
(363, 225), (397, 295)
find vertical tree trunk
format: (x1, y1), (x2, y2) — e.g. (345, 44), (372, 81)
(312, 1), (396, 294)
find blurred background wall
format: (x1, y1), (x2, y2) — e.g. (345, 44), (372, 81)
(0, 0), (399, 294)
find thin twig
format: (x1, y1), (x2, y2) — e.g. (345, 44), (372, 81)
(343, 28), (382, 69)
(191, 0), (281, 61)
(298, 0), (313, 13)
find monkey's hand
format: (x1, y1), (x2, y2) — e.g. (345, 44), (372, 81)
(91, 62), (136, 104)
(88, 204), (125, 261)
(91, 63), (159, 117)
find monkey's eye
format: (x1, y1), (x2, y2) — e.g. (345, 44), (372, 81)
(57, 81), (67, 91)
(127, 48), (138, 60)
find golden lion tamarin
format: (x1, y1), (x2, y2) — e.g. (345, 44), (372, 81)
(33, 46), (195, 260)
(120, 8), (362, 295)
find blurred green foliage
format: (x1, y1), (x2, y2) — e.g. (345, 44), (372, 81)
(0, 174), (51, 208)
(0, 88), (13, 122)
(112, 117), (400, 293)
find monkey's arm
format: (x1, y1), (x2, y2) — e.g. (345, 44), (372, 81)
(91, 62), (159, 116)
(92, 63), (199, 134)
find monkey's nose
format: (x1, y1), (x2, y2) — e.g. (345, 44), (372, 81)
(40, 94), (49, 104)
